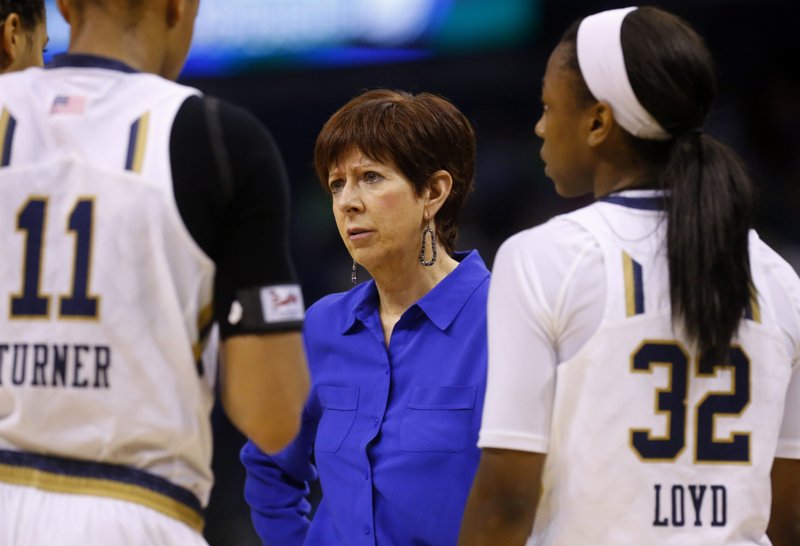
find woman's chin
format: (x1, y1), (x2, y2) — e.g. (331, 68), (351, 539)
(355, 251), (403, 279)
(350, 251), (376, 272)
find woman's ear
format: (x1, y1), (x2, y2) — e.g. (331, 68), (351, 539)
(587, 101), (615, 148)
(424, 170), (453, 219)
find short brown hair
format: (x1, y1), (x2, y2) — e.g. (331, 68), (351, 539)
(314, 89), (477, 255)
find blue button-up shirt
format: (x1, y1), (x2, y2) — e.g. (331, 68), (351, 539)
(241, 250), (490, 545)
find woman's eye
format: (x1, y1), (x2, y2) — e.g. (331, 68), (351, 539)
(364, 171), (382, 183)
(329, 180), (344, 193)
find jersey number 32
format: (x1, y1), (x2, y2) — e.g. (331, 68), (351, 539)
(630, 341), (750, 464)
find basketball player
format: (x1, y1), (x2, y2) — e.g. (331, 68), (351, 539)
(0, 0), (47, 72)
(0, 0), (310, 544)
(459, 7), (800, 546)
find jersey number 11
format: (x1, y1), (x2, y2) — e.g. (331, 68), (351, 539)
(10, 197), (98, 319)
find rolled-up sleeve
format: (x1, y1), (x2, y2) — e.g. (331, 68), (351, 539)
(241, 406), (319, 545)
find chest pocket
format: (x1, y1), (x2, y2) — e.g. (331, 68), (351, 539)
(315, 385), (359, 453)
(401, 385), (477, 452)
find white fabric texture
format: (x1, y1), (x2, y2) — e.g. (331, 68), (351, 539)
(480, 189), (800, 545)
(0, 66), (216, 507)
(0, 483), (209, 546)
(479, 217), (604, 453)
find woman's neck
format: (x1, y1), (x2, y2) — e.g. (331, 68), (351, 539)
(370, 253), (460, 346)
(373, 253), (459, 317)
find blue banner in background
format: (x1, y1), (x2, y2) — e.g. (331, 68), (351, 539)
(44, 0), (538, 77)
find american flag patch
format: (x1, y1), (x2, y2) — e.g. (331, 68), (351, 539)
(50, 95), (87, 115)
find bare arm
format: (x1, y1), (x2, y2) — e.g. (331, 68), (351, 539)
(221, 332), (310, 454)
(459, 448), (546, 546)
(769, 457), (800, 546)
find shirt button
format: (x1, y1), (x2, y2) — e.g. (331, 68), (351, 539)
(373, 418), (379, 427)
(363, 525), (371, 535)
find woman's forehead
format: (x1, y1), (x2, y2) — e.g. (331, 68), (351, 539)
(328, 148), (395, 174)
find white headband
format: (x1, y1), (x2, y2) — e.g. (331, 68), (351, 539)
(577, 7), (671, 141)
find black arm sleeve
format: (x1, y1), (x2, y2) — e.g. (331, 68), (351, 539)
(169, 95), (301, 338)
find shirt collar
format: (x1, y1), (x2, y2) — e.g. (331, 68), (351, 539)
(599, 188), (666, 210)
(47, 54), (139, 74)
(341, 250), (489, 334)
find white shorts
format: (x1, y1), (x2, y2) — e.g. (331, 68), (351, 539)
(0, 482), (209, 546)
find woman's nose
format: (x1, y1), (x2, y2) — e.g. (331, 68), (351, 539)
(336, 180), (363, 213)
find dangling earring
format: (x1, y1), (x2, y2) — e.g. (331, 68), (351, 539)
(419, 219), (437, 266)
(351, 260), (358, 286)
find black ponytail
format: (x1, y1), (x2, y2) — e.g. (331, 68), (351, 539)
(623, 7), (756, 368)
(559, 7), (756, 367)
(662, 131), (755, 368)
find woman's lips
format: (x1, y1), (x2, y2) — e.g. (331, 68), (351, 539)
(347, 228), (373, 241)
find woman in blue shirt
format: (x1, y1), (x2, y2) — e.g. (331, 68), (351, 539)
(241, 89), (489, 545)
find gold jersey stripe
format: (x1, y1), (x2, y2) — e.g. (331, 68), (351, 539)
(193, 302), (214, 362)
(749, 294), (761, 324)
(131, 112), (150, 173)
(0, 107), (16, 166)
(198, 302), (213, 333)
(622, 251), (645, 317)
(0, 463), (204, 532)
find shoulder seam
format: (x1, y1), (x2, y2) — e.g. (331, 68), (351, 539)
(551, 238), (601, 332)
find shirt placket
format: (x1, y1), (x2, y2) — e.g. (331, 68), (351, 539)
(354, 312), (393, 545)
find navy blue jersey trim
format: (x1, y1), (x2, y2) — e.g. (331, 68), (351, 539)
(1, 113), (16, 167)
(47, 54), (139, 74)
(632, 259), (645, 314)
(125, 118), (141, 171)
(623, 252), (646, 316)
(600, 194), (665, 211)
(0, 449), (202, 515)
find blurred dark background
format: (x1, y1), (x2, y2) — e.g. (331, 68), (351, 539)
(48, 0), (800, 543)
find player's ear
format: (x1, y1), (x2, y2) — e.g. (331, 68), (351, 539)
(56, 0), (72, 24)
(0, 14), (22, 69)
(587, 101), (614, 148)
(166, 0), (186, 29)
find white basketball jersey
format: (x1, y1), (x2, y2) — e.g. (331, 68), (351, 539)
(0, 65), (215, 528)
(530, 200), (794, 544)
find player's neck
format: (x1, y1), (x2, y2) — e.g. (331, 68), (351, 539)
(66, 19), (168, 77)
(591, 148), (657, 198)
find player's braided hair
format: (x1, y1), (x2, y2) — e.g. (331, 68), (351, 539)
(0, 0), (45, 28)
(561, 7), (756, 370)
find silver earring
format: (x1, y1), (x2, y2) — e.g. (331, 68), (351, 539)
(419, 220), (437, 266)
(351, 260), (358, 286)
